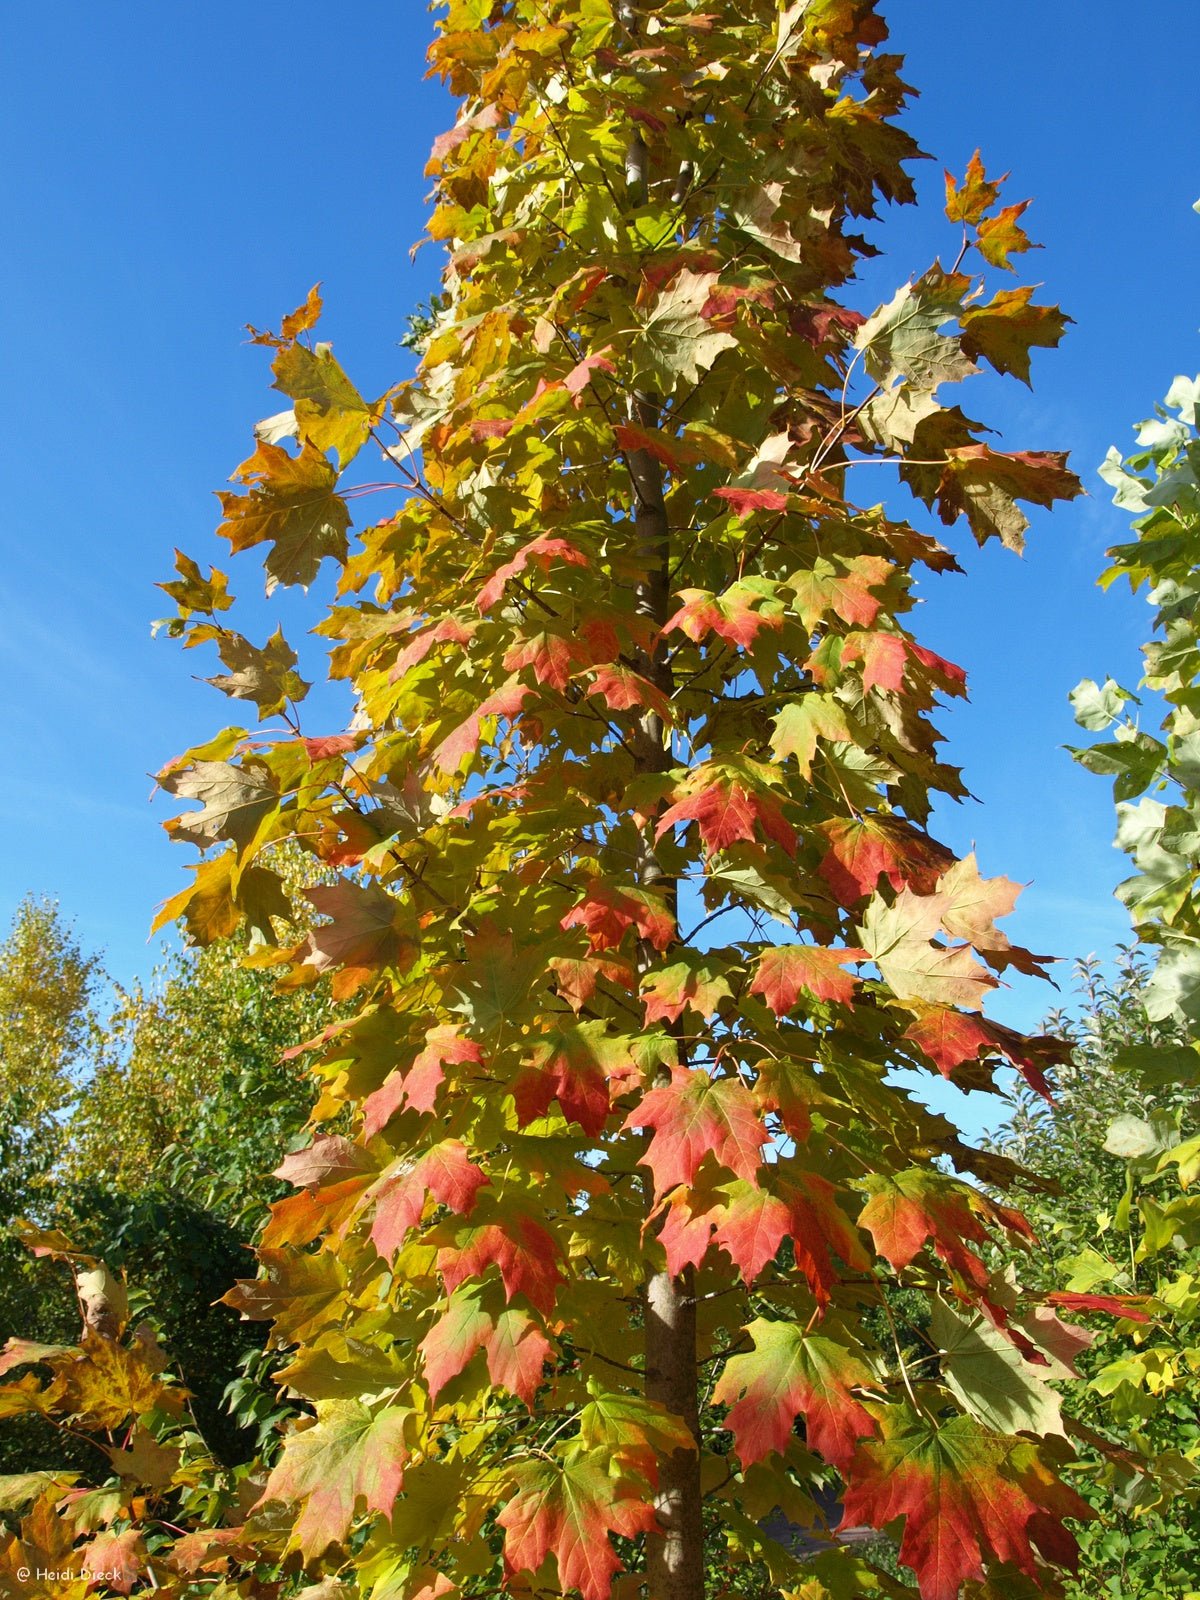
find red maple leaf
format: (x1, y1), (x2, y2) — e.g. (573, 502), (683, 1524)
(498, 1451), (657, 1600)
(560, 883), (675, 952)
(858, 1169), (1027, 1293)
(513, 1019), (633, 1137)
(840, 630), (908, 693)
(840, 1406), (1087, 1600)
(564, 349), (616, 402)
(390, 616), (476, 681)
(782, 1171), (870, 1305)
(1045, 1291), (1151, 1325)
(585, 662), (673, 718)
(748, 945), (861, 1014)
(433, 680), (530, 772)
(420, 1282), (551, 1405)
(657, 772), (796, 856)
(548, 954), (635, 1012)
(714, 1319), (877, 1469)
(624, 1068), (767, 1199)
(663, 586), (783, 649)
(370, 1140), (489, 1260)
(475, 534), (588, 613)
(503, 630), (582, 692)
(302, 733), (359, 761)
(819, 815), (953, 902)
(712, 487), (789, 515)
(437, 1213), (563, 1314)
(362, 1026), (484, 1136)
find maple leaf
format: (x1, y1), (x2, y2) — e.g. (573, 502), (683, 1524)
(819, 815), (953, 902)
(584, 662), (673, 719)
(475, 534), (587, 613)
(787, 555), (890, 631)
(977, 202), (1035, 269)
(497, 1448), (657, 1600)
(858, 1169), (1009, 1291)
(159, 759), (276, 854)
(944, 151), (1002, 225)
(275, 1134), (375, 1191)
(634, 268), (738, 388)
(564, 349), (616, 401)
(261, 1400), (411, 1559)
(657, 769), (796, 856)
(625, 1068), (768, 1199)
(437, 1212), (562, 1313)
(0, 1340), (69, 1378)
(839, 630), (909, 694)
(859, 887), (997, 1011)
(513, 1019), (632, 1136)
(932, 443), (1082, 553)
(641, 958), (732, 1025)
(1045, 1291), (1151, 1325)
(79, 1528), (146, 1596)
(561, 883), (675, 952)
(433, 680), (530, 772)
(855, 270), (978, 391)
(273, 341), (380, 465)
(712, 487), (789, 516)
(363, 1026), (484, 1135)
(840, 1406), (1087, 1600)
(960, 287), (1069, 386)
(714, 1320), (877, 1469)
(302, 878), (416, 992)
(548, 953), (634, 1013)
(217, 439), (350, 590)
(420, 1282), (551, 1405)
(370, 1140), (489, 1260)
(782, 1171), (872, 1305)
(769, 694), (854, 779)
(712, 1181), (792, 1281)
(54, 1332), (182, 1432)
(749, 945), (861, 1014)
(577, 1383), (696, 1481)
(664, 581), (785, 648)
(504, 629), (581, 692)
(207, 626), (310, 716)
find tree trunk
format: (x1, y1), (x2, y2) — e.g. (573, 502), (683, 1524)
(626, 401), (705, 1597)
(620, 9), (704, 1590)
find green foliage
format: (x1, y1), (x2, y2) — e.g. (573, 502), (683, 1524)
(0, 857), (338, 1477)
(992, 952), (1200, 1598)
(990, 374), (1200, 1598)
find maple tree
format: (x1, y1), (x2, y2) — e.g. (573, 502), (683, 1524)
(135, 2), (1115, 1596)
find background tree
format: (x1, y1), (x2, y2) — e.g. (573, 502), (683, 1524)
(145, 4), (1116, 1599)
(0, 854), (338, 1472)
(1031, 370), (1200, 1599)
(990, 949), (1200, 1598)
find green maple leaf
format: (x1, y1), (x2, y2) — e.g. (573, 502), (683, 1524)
(217, 439), (350, 589)
(855, 270), (977, 391)
(272, 342), (381, 465)
(632, 268), (738, 388)
(262, 1400), (411, 1559)
(930, 1298), (1065, 1438)
(859, 886), (996, 1009)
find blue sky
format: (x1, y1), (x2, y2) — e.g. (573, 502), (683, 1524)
(1, 4), (1197, 1129)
